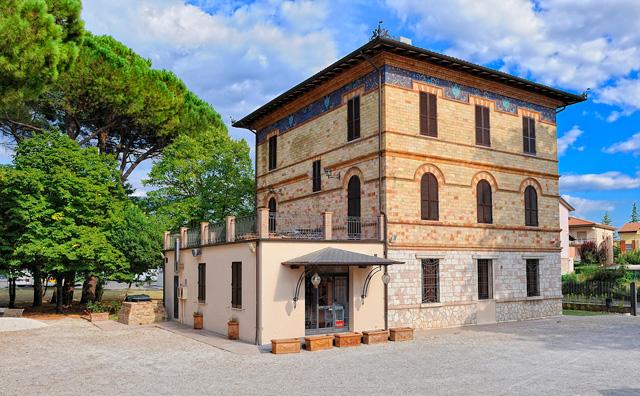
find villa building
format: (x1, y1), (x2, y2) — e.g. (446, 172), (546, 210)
(162, 36), (585, 345)
(568, 216), (615, 264)
(619, 222), (640, 253)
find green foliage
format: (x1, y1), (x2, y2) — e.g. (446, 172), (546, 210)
(590, 266), (630, 284)
(144, 128), (255, 230)
(574, 264), (599, 280)
(577, 240), (600, 264)
(86, 300), (109, 313)
(631, 202), (639, 223)
(561, 272), (578, 283)
(0, 0), (83, 104)
(616, 250), (640, 265)
(601, 212), (612, 226)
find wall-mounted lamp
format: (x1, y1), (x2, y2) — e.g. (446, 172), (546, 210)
(323, 168), (341, 180)
(311, 272), (321, 288)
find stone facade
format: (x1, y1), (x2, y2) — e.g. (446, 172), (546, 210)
(245, 45), (571, 330)
(118, 301), (166, 325)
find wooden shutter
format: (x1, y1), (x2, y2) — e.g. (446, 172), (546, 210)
(421, 173), (439, 220)
(231, 262), (242, 308)
(475, 105), (490, 146)
(198, 263), (206, 302)
(523, 117), (536, 154)
(347, 96), (361, 141)
(525, 186), (538, 226)
(347, 98), (354, 141)
(268, 135), (277, 170)
(347, 176), (361, 218)
(312, 160), (321, 192)
(420, 92), (437, 137)
(477, 180), (493, 223)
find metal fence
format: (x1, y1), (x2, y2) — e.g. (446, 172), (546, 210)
(234, 215), (257, 241)
(332, 216), (379, 241)
(185, 228), (201, 248)
(208, 221), (226, 244)
(562, 281), (632, 307)
(268, 213), (324, 239)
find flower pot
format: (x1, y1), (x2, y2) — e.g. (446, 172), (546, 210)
(193, 313), (203, 330)
(228, 321), (239, 340)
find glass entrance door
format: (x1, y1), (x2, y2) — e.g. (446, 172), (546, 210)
(305, 269), (349, 334)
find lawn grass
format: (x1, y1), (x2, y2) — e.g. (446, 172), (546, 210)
(0, 287), (162, 307)
(563, 309), (606, 316)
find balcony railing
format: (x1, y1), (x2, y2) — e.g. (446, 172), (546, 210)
(185, 228), (201, 248)
(332, 216), (379, 241)
(570, 238), (596, 246)
(208, 221), (226, 244)
(268, 213), (324, 240)
(234, 215), (257, 241)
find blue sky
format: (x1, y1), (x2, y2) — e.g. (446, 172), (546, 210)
(3, 0), (640, 227)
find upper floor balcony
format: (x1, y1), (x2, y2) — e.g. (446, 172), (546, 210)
(164, 209), (383, 250)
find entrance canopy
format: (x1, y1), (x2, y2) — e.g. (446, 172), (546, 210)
(282, 247), (403, 268)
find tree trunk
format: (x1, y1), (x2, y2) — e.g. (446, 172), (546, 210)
(63, 271), (75, 306)
(8, 278), (16, 308)
(81, 275), (98, 303)
(32, 265), (43, 307)
(55, 274), (63, 314)
(95, 278), (105, 302)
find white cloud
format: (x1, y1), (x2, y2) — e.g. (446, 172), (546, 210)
(560, 171), (640, 192)
(603, 132), (640, 156)
(387, 0), (640, 115)
(561, 194), (614, 217)
(596, 79), (640, 121)
(557, 125), (583, 156)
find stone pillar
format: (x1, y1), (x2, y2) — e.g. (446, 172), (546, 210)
(200, 222), (209, 245)
(163, 231), (170, 250)
(226, 216), (235, 243)
(378, 214), (385, 242)
(179, 227), (188, 248)
(257, 207), (270, 239)
(606, 236), (614, 265)
(322, 212), (333, 240)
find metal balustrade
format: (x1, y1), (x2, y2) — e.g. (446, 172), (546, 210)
(185, 228), (201, 248)
(332, 216), (379, 241)
(234, 215), (257, 241)
(268, 213), (323, 239)
(208, 222), (226, 244)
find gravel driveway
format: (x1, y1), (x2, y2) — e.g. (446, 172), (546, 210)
(1, 315), (639, 395)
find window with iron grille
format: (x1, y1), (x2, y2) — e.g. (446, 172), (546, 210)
(523, 116), (536, 154)
(197, 263), (206, 302)
(477, 259), (493, 300)
(524, 186), (538, 226)
(420, 173), (439, 220)
(268, 135), (277, 170)
(475, 105), (491, 146)
(347, 96), (361, 141)
(421, 259), (439, 303)
(312, 160), (321, 192)
(476, 180), (493, 224)
(231, 261), (242, 309)
(419, 92), (437, 137)
(526, 259), (540, 297)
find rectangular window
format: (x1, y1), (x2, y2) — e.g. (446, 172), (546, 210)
(526, 259), (540, 297)
(475, 105), (491, 147)
(197, 263), (206, 302)
(347, 96), (361, 141)
(231, 261), (242, 309)
(421, 259), (440, 303)
(312, 160), (321, 192)
(268, 135), (277, 170)
(523, 116), (536, 154)
(477, 259), (493, 300)
(419, 92), (438, 137)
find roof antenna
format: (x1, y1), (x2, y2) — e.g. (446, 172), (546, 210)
(371, 20), (390, 40)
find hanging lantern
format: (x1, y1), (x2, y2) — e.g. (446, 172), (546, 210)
(311, 272), (321, 288)
(382, 273), (391, 285)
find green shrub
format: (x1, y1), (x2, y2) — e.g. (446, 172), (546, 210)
(86, 301), (109, 313)
(616, 250), (640, 265)
(562, 272), (578, 283)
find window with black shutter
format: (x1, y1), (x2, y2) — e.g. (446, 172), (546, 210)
(421, 259), (439, 303)
(524, 186), (538, 226)
(477, 180), (493, 224)
(347, 176), (361, 239)
(197, 263), (206, 302)
(526, 259), (540, 297)
(268, 135), (277, 170)
(419, 92), (438, 137)
(347, 96), (361, 141)
(420, 173), (439, 220)
(268, 197), (276, 233)
(523, 116), (536, 154)
(475, 105), (491, 146)
(477, 259), (493, 300)
(231, 262), (242, 309)
(312, 160), (321, 192)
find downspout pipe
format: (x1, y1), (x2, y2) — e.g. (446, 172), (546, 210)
(361, 50), (389, 330)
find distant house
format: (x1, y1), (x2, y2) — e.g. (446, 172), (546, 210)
(559, 198), (575, 273)
(568, 216), (615, 265)
(618, 222), (640, 253)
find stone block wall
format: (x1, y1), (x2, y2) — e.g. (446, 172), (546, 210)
(118, 301), (166, 325)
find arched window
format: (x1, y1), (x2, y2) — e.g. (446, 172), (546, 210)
(421, 173), (439, 220)
(524, 186), (538, 226)
(476, 180), (493, 224)
(268, 197), (277, 233)
(347, 176), (361, 239)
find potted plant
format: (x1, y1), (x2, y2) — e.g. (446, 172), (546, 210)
(86, 301), (109, 322)
(228, 316), (239, 340)
(193, 311), (203, 330)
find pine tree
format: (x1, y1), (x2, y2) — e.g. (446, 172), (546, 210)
(631, 202), (640, 223)
(601, 212), (612, 225)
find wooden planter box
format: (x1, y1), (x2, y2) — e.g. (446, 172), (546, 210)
(304, 335), (334, 351)
(389, 327), (414, 342)
(271, 338), (301, 354)
(228, 321), (239, 340)
(334, 332), (362, 348)
(90, 312), (109, 322)
(193, 314), (203, 330)
(362, 329), (389, 344)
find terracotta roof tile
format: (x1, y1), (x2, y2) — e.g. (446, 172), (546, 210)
(619, 222), (640, 233)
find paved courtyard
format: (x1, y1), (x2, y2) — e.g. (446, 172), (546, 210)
(1, 315), (639, 395)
